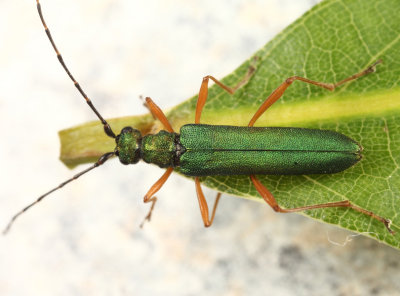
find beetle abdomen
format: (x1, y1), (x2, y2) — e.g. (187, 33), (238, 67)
(179, 124), (361, 176)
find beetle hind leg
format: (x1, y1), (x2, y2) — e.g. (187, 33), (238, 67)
(250, 175), (394, 234)
(248, 60), (382, 127)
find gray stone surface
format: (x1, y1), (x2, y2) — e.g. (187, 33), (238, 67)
(1, 0), (400, 295)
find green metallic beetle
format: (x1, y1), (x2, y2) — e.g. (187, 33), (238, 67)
(2, 0), (393, 234)
(127, 124), (361, 176)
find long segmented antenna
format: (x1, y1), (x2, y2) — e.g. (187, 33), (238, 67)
(36, 0), (116, 138)
(2, 2), (119, 234)
(3, 152), (115, 235)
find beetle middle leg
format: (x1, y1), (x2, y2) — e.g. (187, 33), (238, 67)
(192, 62), (256, 226)
(195, 64), (256, 123)
(248, 60), (382, 127)
(195, 178), (222, 227)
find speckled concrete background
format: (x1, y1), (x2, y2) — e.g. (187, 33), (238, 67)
(1, 0), (400, 295)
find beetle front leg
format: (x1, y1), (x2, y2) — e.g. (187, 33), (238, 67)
(140, 167), (174, 227)
(144, 97), (175, 132)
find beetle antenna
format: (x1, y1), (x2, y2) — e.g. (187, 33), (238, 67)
(36, 0), (116, 138)
(3, 152), (115, 235)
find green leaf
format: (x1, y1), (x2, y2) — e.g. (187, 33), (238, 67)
(59, 0), (400, 248)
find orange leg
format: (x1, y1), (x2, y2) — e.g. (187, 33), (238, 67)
(248, 60), (382, 127)
(140, 167), (174, 227)
(250, 175), (394, 234)
(140, 98), (174, 226)
(144, 97), (174, 132)
(195, 178), (222, 227)
(195, 66), (256, 124)
(193, 64), (255, 225)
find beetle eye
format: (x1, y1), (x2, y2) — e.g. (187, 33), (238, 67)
(121, 126), (133, 134)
